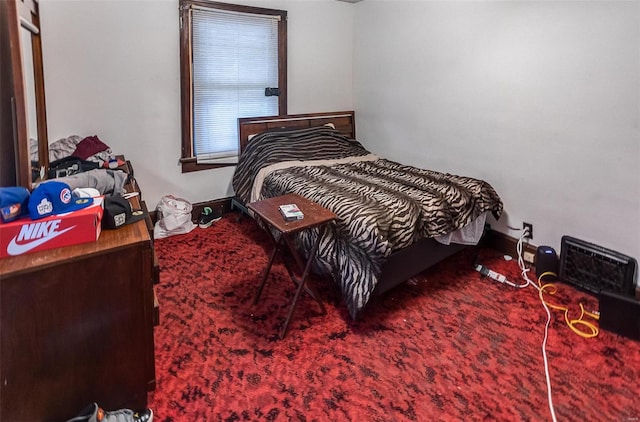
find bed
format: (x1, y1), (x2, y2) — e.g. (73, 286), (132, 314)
(232, 111), (503, 318)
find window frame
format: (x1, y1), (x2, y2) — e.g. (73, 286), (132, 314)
(179, 0), (287, 173)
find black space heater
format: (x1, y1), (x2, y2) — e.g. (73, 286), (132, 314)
(559, 235), (639, 341)
(559, 235), (637, 296)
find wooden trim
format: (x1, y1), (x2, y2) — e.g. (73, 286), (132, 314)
(278, 11), (287, 115)
(190, 197), (232, 221)
(5, 0), (48, 188)
(31, 5), (48, 174)
(178, 3), (193, 163)
(183, 0), (287, 17)
(178, 0), (288, 173)
(484, 229), (537, 260)
(179, 157), (236, 173)
(7, 0), (30, 188)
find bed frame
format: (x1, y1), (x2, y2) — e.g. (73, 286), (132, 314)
(237, 111), (466, 300)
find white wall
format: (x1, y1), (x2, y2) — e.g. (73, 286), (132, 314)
(354, 1), (640, 259)
(40, 0), (354, 207)
(39, 0), (640, 260)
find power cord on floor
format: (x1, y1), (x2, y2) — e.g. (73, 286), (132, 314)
(474, 263), (528, 288)
(476, 226), (603, 422)
(476, 227), (556, 421)
(536, 271), (600, 339)
(473, 228), (527, 288)
(513, 228), (558, 422)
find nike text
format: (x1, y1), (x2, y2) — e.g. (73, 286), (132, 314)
(17, 220), (62, 241)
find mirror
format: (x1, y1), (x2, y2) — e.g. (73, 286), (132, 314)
(0, 0), (48, 189)
(20, 7), (49, 185)
(20, 23), (40, 180)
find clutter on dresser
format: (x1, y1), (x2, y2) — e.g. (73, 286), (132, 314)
(48, 156), (101, 179)
(102, 194), (147, 230)
(0, 146), (146, 257)
(0, 186), (30, 223)
(0, 182), (104, 258)
(41, 134), (128, 179)
(39, 134), (113, 164)
(0, 159), (157, 421)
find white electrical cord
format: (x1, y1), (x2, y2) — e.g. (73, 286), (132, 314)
(474, 263), (528, 288)
(476, 227), (558, 421)
(475, 228), (528, 288)
(515, 228), (558, 422)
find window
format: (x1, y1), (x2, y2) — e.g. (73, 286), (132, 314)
(179, 1), (287, 172)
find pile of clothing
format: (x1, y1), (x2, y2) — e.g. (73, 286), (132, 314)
(31, 134), (113, 164)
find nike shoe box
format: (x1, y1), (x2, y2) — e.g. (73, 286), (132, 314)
(0, 197), (103, 258)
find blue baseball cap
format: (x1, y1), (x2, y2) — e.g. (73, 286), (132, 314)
(28, 181), (94, 220)
(0, 187), (30, 223)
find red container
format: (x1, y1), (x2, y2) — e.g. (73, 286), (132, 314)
(0, 197), (103, 258)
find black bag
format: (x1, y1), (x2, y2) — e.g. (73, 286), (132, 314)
(48, 156), (100, 179)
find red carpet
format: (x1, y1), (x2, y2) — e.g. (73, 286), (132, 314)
(148, 215), (640, 421)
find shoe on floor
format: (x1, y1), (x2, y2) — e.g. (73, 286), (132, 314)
(198, 206), (222, 229)
(66, 402), (153, 422)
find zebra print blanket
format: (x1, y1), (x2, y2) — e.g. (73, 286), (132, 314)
(232, 126), (503, 318)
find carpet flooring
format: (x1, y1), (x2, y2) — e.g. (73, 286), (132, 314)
(148, 215), (640, 421)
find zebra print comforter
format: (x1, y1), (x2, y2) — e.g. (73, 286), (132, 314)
(232, 126), (503, 318)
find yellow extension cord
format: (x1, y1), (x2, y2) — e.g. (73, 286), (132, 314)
(537, 271), (600, 338)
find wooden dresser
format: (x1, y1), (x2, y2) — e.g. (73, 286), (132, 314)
(0, 162), (158, 421)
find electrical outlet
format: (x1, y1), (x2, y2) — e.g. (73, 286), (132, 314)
(523, 222), (533, 240)
(523, 251), (535, 263)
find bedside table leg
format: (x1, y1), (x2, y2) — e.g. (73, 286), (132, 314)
(253, 234), (283, 305)
(279, 231), (324, 339)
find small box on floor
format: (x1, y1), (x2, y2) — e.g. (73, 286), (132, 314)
(0, 197), (104, 258)
(598, 290), (640, 342)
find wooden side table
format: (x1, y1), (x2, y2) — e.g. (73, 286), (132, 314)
(248, 193), (337, 338)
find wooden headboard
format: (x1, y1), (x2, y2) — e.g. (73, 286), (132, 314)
(238, 111), (355, 154)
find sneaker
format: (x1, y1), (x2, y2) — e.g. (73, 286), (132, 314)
(66, 403), (153, 422)
(198, 206), (222, 228)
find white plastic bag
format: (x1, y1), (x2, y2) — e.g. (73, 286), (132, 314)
(153, 195), (196, 239)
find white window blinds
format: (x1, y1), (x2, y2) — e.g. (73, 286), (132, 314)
(191, 7), (280, 163)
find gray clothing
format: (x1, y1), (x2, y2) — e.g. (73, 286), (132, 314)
(50, 169), (128, 196)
